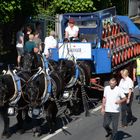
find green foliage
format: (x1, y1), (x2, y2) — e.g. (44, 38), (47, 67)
(0, 0), (44, 23)
(0, 0), (128, 24)
(0, 0), (21, 23)
(48, 0), (96, 14)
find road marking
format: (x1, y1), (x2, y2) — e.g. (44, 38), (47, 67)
(41, 105), (101, 140)
(41, 126), (68, 140)
(90, 105), (101, 113)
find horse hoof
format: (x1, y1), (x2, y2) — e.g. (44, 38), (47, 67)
(17, 129), (25, 134)
(1, 132), (11, 139)
(16, 125), (25, 134)
(49, 129), (55, 134)
(33, 132), (42, 137)
(6, 134), (11, 139)
(37, 132), (42, 137)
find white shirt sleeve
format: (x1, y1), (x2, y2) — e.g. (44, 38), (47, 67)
(53, 39), (57, 48)
(44, 37), (49, 55)
(65, 26), (69, 32)
(118, 79), (122, 87)
(103, 86), (107, 98)
(128, 79), (134, 89)
(118, 87), (126, 98)
(75, 26), (79, 32)
(44, 36), (57, 56)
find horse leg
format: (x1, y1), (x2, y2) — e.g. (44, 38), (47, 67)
(24, 108), (32, 123)
(23, 108), (42, 137)
(46, 102), (57, 134)
(32, 118), (42, 137)
(46, 113), (55, 134)
(0, 108), (11, 138)
(16, 110), (25, 134)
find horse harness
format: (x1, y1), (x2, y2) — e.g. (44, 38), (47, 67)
(2, 68), (22, 116)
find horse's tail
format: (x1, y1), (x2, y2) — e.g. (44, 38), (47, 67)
(78, 61), (91, 85)
(81, 83), (90, 117)
(50, 71), (64, 97)
(77, 61), (92, 116)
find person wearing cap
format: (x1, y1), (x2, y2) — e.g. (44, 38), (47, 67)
(65, 18), (79, 40)
(44, 30), (57, 58)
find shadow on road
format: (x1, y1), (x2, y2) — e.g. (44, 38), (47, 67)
(117, 131), (132, 140)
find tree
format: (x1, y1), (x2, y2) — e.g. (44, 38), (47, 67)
(0, 0), (44, 24)
(46, 0), (96, 14)
(0, 0), (21, 23)
(0, 0), (43, 54)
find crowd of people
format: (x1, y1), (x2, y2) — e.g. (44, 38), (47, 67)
(16, 17), (80, 67)
(16, 25), (57, 67)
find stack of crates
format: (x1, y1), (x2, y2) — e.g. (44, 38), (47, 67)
(101, 18), (140, 68)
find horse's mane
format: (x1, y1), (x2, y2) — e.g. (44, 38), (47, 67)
(21, 53), (44, 73)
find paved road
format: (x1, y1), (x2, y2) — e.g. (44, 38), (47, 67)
(0, 87), (140, 140)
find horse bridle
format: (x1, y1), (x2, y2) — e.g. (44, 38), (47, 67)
(19, 67), (46, 106)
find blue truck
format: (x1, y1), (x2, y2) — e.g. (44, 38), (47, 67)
(48, 7), (140, 90)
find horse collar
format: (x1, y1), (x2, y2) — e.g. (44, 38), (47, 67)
(3, 69), (22, 105)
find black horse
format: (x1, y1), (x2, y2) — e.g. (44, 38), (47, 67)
(45, 53), (92, 116)
(20, 52), (92, 135)
(20, 52), (63, 136)
(49, 58), (92, 116)
(0, 69), (29, 138)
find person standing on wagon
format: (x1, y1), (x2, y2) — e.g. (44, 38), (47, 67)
(101, 78), (126, 140)
(65, 18), (79, 41)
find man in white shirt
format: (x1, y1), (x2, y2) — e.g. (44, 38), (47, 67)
(44, 30), (57, 58)
(101, 78), (126, 140)
(65, 18), (79, 41)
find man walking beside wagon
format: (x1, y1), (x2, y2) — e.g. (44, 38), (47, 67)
(101, 77), (126, 140)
